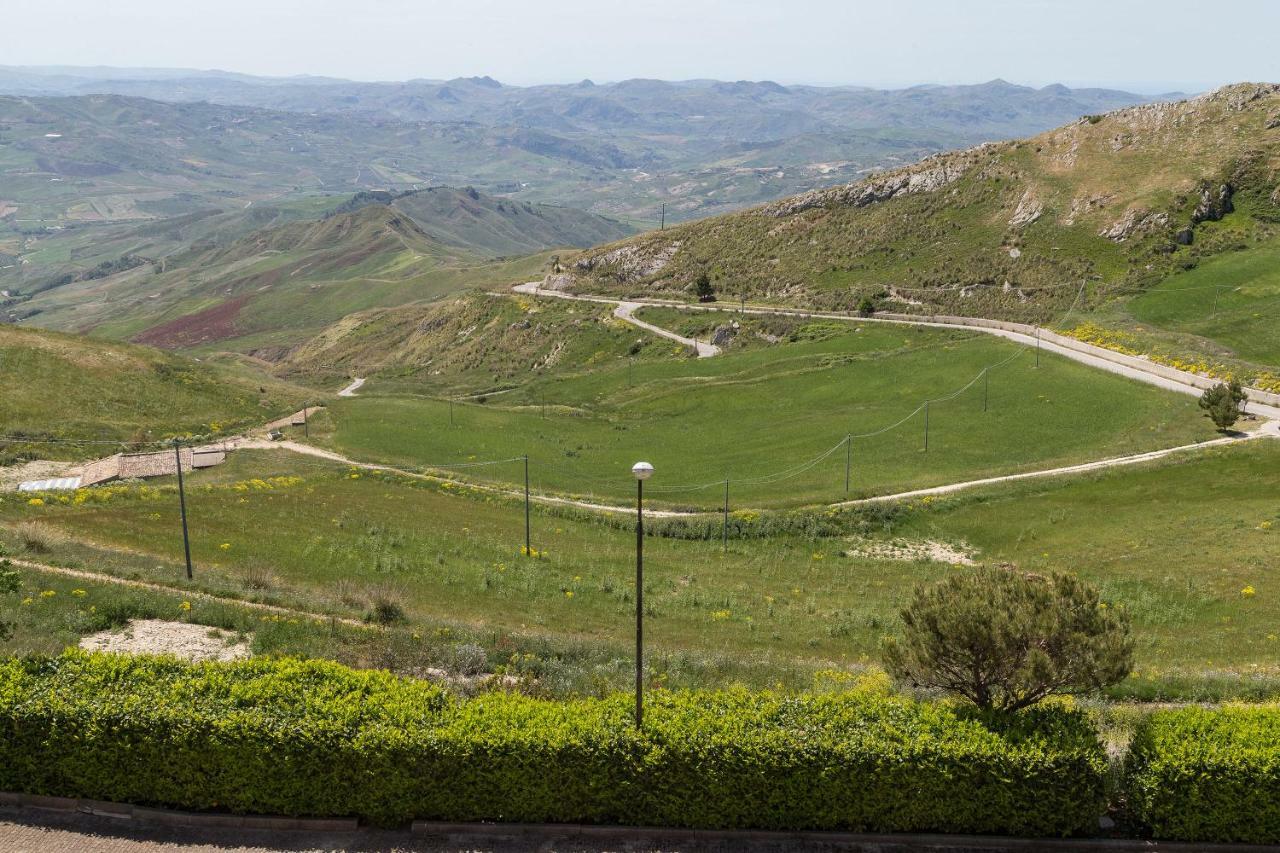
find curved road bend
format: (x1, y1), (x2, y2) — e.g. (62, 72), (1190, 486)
(512, 282), (1280, 421)
(337, 377), (365, 397)
(250, 423), (1276, 520)
(513, 282), (718, 356)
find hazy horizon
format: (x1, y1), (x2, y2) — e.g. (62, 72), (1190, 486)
(6, 0), (1276, 95)
(0, 62), (1209, 97)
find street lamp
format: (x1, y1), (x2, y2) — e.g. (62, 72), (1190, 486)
(631, 460), (653, 728)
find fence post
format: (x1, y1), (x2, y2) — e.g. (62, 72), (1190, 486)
(844, 435), (852, 495)
(173, 439), (193, 580)
(722, 479), (729, 552)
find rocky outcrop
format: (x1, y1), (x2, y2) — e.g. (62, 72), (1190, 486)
(1191, 183), (1234, 223)
(573, 241), (681, 280)
(1099, 209), (1170, 242)
(762, 148), (983, 217)
(711, 323), (738, 347)
(1008, 190), (1043, 227)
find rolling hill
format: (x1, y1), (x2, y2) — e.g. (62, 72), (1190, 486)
(5, 186), (629, 354)
(555, 83), (1280, 376)
(0, 324), (306, 460)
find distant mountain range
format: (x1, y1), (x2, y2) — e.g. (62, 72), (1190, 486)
(0, 67), (1169, 223)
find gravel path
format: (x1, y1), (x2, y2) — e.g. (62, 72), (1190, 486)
(254, 421), (1275, 520)
(8, 558), (368, 629)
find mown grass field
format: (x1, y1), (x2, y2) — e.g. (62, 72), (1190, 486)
(315, 322), (1216, 508)
(3, 440), (1278, 698)
(1128, 237), (1280, 369)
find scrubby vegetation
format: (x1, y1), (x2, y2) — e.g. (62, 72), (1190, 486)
(0, 651), (1107, 835)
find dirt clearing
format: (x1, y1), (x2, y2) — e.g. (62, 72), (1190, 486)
(79, 619), (251, 661)
(843, 538), (976, 565)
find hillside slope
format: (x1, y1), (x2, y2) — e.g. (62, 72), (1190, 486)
(559, 84), (1280, 331)
(336, 186), (632, 256)
(8, 189), (619, 355)
(0, 324), (305, 460)
(278, 291), (678, 393)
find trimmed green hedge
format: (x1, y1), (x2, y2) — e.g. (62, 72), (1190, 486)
(0, 652), (1105, 834)
(1126, 705), (1280, 842)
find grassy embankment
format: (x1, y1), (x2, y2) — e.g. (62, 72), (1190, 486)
(3, 438), (1277, 699)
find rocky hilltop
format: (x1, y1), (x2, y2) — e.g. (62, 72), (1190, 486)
(557, 83), (1280, 322)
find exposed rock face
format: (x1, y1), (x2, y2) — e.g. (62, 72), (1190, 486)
(1008, 190), (1043, 227)
(711, 323), (737, 346)
(1191, 183), (1235, 223)
(1100, 209), (1170, 242)
(1063, 193), (1113, 226)
(762, 147), (983, 217)
(1174, 227), (1195, 245)
(574, 241), (681, 280)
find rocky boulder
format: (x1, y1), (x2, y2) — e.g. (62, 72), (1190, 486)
(1191, 183), (1234, 223)
(711, 323), (738, 347)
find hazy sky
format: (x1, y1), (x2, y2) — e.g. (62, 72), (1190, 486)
(7, 0), (1277, 92)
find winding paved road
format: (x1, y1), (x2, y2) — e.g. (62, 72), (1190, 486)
(514, 282), (719, 357)
(337, 377), (365, 397)
(512, 282), (1280, 420)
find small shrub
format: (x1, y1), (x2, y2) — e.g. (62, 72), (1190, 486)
(241, 562), (278, 592)
(16, 521), (62, 554)
(450, 643), (488, 676)
(1199, 380), (1247, 431)
(333, 578), (364, 608)
(883, 566), (1133, 712)
(694, 272), (716, 302)
(367, 585), (407, 625)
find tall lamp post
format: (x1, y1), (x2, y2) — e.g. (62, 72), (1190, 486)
(631, 460), (654, 728)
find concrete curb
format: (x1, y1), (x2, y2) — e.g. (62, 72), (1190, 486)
(4, 794), (1280, 851)
(409, 820), (1280, 852)
(0, 791), (357, 832)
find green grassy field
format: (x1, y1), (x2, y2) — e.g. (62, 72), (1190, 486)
(2, 439), (1278, 699)
(314, 323), (1216, 508)
(1128, 237), (1280, 369)
(0, 325), (308, 460)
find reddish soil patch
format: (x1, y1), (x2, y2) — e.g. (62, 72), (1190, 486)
(133, 295), (250, 349)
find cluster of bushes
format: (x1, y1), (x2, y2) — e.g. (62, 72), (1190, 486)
(1125, 706), (1280, 843)
(0, 652), (1105, 835)
(3, 651), (1280, 841)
